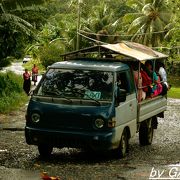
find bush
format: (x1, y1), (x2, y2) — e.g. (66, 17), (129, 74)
(0, 58), (11, 68)
(0, 72), (28, 113)
(0, 72), (23, 95)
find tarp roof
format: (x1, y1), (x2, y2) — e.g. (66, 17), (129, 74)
(62, 41), (168, 61)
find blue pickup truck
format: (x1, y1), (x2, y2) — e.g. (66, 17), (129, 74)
(25, 41), (168, 158)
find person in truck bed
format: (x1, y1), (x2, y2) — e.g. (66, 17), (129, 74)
(131, 62), (146, 102)
(155, 61), (170, 95)
(144, 60), (162, 97)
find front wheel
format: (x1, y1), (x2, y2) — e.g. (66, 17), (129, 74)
(38, 144), (53, 158)
(139, 119), (154, 146)
(114, 129), (129, 158)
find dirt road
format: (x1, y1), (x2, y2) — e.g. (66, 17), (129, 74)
(0, 98), (180, 180)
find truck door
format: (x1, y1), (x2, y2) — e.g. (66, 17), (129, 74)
(115, 71), (137, 130)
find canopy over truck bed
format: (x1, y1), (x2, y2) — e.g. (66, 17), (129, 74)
(61, 41), (168, 61)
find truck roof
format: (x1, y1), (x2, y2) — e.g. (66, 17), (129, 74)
(50, 59), (129, 72)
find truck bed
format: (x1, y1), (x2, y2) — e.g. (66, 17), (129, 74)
(138, 95), (167, 122)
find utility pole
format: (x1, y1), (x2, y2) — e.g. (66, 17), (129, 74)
(76, 0), (82, 50)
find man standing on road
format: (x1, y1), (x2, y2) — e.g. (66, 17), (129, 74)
(32, 64), (38, 86)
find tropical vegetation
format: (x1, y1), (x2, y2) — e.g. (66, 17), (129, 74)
(0, 0), (179, 67)
(0, 0), (179, 111)
(0, 72), (28, 113)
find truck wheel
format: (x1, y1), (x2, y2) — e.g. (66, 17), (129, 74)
(38, 144), (53, 158)
(139, 120), (154, 146)
(115, 129), (129, 158)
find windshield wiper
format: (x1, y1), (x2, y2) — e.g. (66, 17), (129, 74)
(43, 90), (72, 103)
(72, 89), (101, 106)
(56, 92), (72, 103)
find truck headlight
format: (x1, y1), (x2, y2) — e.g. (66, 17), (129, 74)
(31, 113), (40, 123)
(95, 118), (104, 128)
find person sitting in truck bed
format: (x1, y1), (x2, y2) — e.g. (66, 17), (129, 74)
(131, 62), (146, 102)
(144, 60), (162, 97)
(140, 68), (152, 98)
(155, 61), (170, 95)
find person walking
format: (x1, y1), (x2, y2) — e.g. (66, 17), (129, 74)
(23, 69), (31, 95)
(32, 64), (38, 85)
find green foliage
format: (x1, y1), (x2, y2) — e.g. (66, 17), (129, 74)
(39, 43), (64, 68)
(125, 0), (172, 46)
(14, 6), (49, 30)
(0, 3), (33, 64)
(0, 0), (45, 9)
(0, 72), (23, 96)
(81, 1), (121, 44)
(0, 58), (11, 68)
(0, 92), (28, 113)
(0, 1), (51, 67)
(167, 75), (180, 99)
(0, 72), (28, 113)
(168, 87), (180, 99)
(0, 0), (179, 71)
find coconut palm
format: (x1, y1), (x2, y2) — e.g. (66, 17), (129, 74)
(0, 3), (34, 65)
(0, 0), (47, 66)
(81, 1), (120, 44)
(125, 0), (173, 46)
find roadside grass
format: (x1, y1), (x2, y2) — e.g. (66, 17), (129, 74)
(168, 75), (180, 99)
(0, 92), (28, 113)
(0, 72), (28, 113)
(168, 87), (180, 99)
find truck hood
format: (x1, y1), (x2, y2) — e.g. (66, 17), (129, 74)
(27, 99), (115, 131)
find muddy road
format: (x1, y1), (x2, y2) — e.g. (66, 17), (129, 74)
(0, 98), (180, 180)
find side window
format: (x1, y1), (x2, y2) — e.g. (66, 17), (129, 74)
(117, 71), (132, 94)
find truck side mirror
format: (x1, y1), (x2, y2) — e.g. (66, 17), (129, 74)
(115, 88), (127, 104)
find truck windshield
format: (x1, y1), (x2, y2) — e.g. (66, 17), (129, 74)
(36, 69), (114, 101)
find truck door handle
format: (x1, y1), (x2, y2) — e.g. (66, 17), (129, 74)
(129, 103), (132, 107)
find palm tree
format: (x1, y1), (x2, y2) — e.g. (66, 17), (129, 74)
(0, 0), (48, 66)
(81, 1), (120, 44)
(0, 3), (34, 66)
(124, 0), (173, 47)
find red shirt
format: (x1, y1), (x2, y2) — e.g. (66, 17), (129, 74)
(32, 67), (38, 74)
(23, 72), (30, 80)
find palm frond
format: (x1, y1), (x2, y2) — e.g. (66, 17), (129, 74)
(128, 16), (148, 34)
(158, 12), (172, 24)
(142, 3), (154, 15)
(1, 13), (33, 35)
(123, 13), (143, 24)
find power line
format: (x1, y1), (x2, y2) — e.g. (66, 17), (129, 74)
(79, 28), (180, 37)
(78, 32), (107, 44)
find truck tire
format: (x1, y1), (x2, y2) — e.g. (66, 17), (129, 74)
(114, 129), (129, 158)
(38, 144), (53, 158)
(139, 119), (154, 146)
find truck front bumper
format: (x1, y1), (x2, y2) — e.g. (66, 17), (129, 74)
(25, 126), (117, 151)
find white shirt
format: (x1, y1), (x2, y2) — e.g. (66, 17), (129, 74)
(158, 67), (168, 88)
(159, 67), (167, 82)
